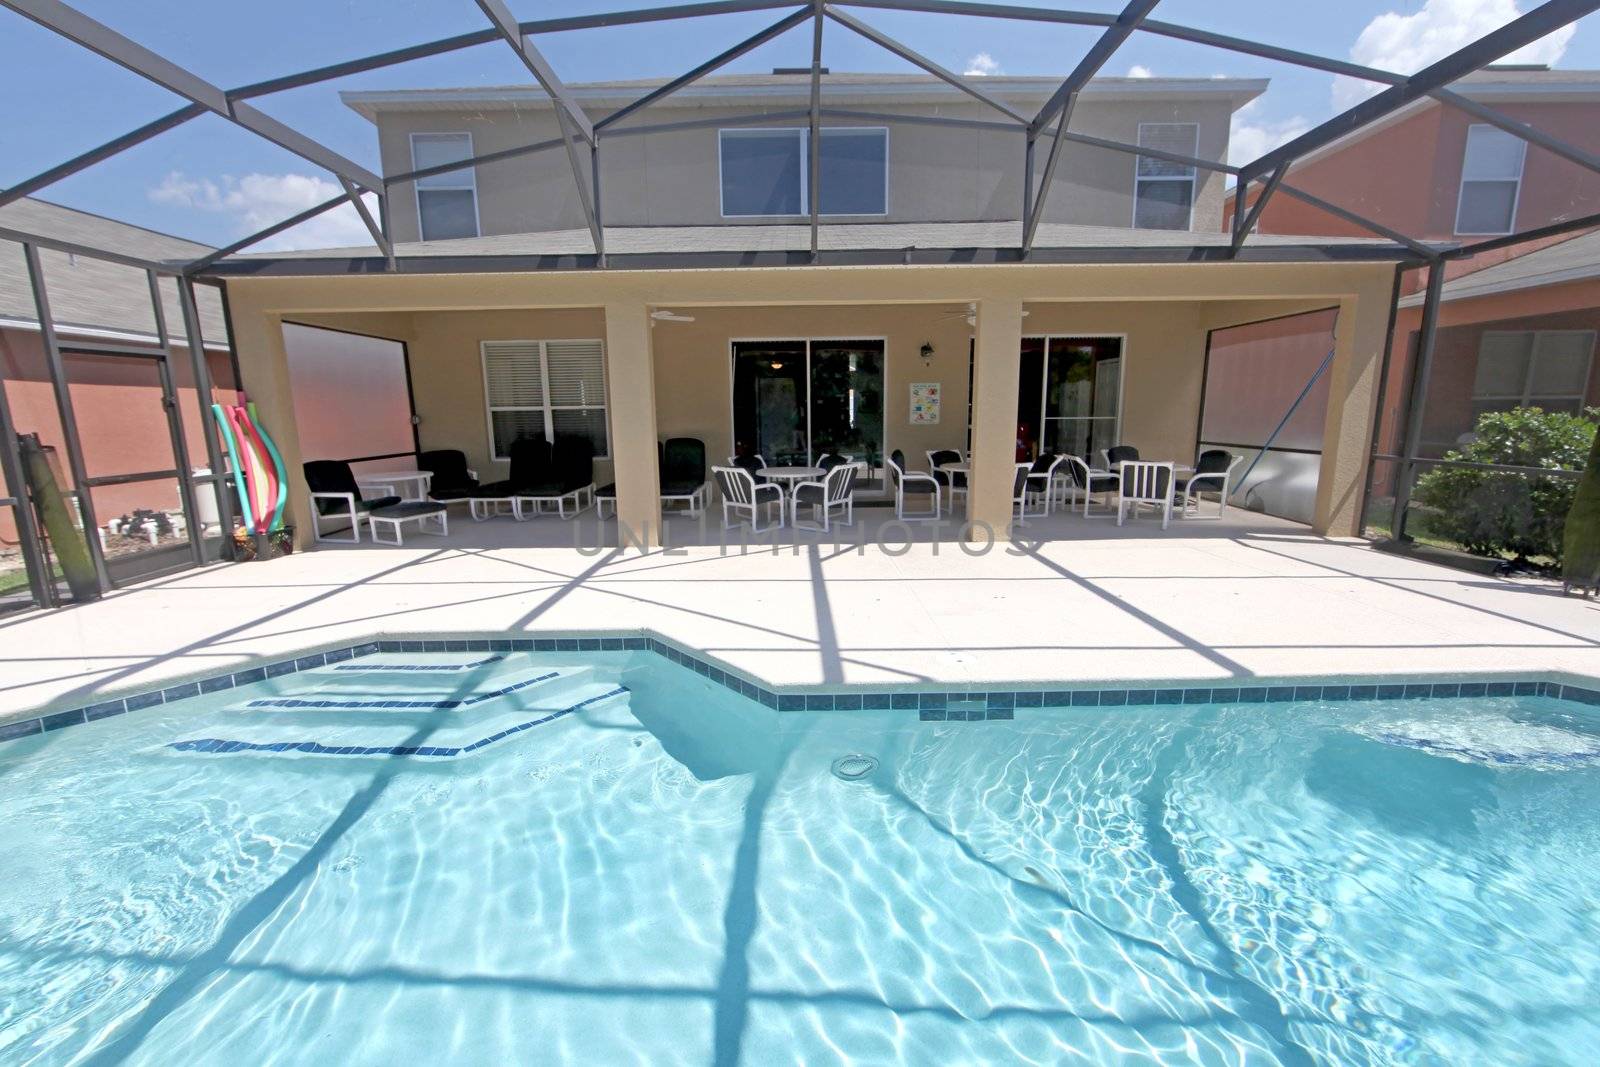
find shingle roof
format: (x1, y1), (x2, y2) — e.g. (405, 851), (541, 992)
(1399, 228), (1600, 306)
(0, 198), (228, 347)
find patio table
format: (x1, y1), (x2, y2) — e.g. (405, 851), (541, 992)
(759, 466), (824, 494)
(355, 470), (433, 503)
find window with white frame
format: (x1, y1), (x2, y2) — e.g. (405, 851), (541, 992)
(1133, 123), (1198, 231)
(1455, 125), (1525, 235)
(482, 339), (608, 460)
(1472, 330), (1594, 417)
(718, 127), (888, 217)
(411, 132), (479, 241)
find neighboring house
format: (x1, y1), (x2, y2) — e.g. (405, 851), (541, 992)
(1224, 65), (1600, 513)
(1383, 228), (1600, 462)
(342, 72), (1265, 241)
(1228, 66), (1600, 269)
(0, 197), (234, 582)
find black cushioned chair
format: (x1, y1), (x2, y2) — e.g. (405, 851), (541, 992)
(1105, 444), (1140, 467)
(469, 437), (550, 520)
(304, 460), (445, 544)
(419, 449), (478, 502)
(660, 438), (708, 516)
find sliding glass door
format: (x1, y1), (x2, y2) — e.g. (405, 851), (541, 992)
(1016, 336), (1123, 462)
(732, 339), (885, 489)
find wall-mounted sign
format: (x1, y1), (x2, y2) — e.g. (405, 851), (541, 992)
(909, 382), (941, 425)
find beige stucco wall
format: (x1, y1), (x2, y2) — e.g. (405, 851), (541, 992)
(374, 95), (1235, 240)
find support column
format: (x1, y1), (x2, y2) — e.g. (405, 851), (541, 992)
(968, 296), (1024, 541)
(603, 301), (661, 549)
(1313, 272), (1397, 536)
(227, 302), (310, 549)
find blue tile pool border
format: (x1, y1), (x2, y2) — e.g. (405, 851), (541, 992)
(3, 629), (1598, 747)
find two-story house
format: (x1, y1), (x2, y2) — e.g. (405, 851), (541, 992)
(1227, 66), (1600, 472)
(343, 72), (1264, 242)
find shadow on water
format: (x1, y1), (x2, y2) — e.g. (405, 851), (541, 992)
(1305, 734), (1499, 848)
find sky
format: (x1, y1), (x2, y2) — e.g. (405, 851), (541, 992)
(1, 0), (1595, 250)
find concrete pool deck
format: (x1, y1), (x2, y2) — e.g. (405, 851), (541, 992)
(2, 508), (1597, 722)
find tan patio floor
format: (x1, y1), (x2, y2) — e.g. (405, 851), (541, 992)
(3, 504), (1597, 723)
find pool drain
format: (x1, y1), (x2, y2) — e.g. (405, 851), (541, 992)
(831, 754), (878, 781)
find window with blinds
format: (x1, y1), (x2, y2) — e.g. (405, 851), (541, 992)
(1133, 123), (1198, 231)
(481, 339), (608, 460)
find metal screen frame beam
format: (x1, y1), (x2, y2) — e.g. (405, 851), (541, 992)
(1275, 183), (1438, 260)
(473, 0), (596, 145)
(595, 7), (813, 132)
(22, 242), (111, 591)
(808, 1), (824, 257)
(0, 225), (175, 273)
(1024, 0), (1160, 255)
(144, 270), (206, 568)
(1230, 161), (1286, 254)
(0, 103), (205, 209)
(184, 193), (352, 274)
(822, 5), (1027, 124)
(845, 0), (1600, 181)
(472, 0), (603, 258)
(1237, 0), (1600, 185)
(1389, 262), (1445, 538)
(0, 326), (52, 606)
(175, 276), (237, 543)
(339, 177), (394, 268)
(1, 0), (383, 192)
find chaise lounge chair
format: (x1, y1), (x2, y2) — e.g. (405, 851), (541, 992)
(304, 460), (448, 545)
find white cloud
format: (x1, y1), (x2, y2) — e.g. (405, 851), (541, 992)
(1334, 0), (1573, 108)
(1126, 64), (1154, 79)
(1229, 99), (1311, 166)
(150, 171), (379, 252)
(963, 52), (1001, 77)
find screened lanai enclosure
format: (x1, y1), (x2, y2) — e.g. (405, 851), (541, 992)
(3, 0), (1600, 611)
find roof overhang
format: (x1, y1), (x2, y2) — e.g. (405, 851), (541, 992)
(340, 76), (1269, 123)
(199, 241), (1425, 278)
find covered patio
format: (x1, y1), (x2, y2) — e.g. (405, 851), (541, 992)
(220, 255), (1397, 555)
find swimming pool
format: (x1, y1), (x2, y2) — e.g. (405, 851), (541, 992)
(2, 646), (1598, 1064)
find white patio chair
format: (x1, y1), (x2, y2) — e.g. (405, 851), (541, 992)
(1053, 455), (1119, 517)
(712, 465), (784, 531)
(1117, 461), (1175, 530)
(888, 450), (940, 522)
(1011, 463), (1043, 525)
(791, 462), (861, 531)
(926, 448), (966, 514)
(1178, 449), (1246, 519)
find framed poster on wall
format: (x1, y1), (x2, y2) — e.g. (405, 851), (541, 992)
(909, 382), (941, 424)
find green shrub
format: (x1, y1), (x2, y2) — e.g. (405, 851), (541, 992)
(1412, 406), (1597, 565)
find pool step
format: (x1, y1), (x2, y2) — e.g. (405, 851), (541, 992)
(234, 665), (596, 715)
(168, 669), (628, 759)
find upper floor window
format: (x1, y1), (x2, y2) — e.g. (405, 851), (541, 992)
(1456, 125), (1525, 236)
(481, 339), (609, 460)
(1133, 123), (1197, 231)
(1473, 330), (1594, 417)
(718, 128), (888, 218)
(411, 132), (479, 241)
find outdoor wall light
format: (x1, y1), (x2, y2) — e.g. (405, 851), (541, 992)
(920, 342), (935, 363)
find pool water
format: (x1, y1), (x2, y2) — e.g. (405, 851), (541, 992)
(2, 651), (1598, 1065)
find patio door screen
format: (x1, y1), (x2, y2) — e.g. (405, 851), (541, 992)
(731, 339), (884, 484)
(1016, 336), (1123, 462)
(283, 322), (416, 477)
(1199, 308), (1338, 524)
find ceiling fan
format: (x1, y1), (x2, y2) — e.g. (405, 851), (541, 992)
(933, 302), (1029, 327)
(649, 308), (695, 323)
